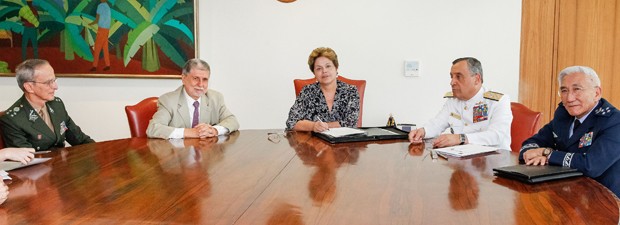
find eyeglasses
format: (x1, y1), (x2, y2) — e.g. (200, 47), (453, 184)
(29, 78), (57, 87)
(558, 86), (593, 98)
(267, 131), (288, 143)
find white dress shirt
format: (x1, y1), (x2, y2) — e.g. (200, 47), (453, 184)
(168, 90), (229, 138)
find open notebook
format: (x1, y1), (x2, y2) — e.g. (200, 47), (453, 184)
(320, 127), (366, 137)
(313, 126), (408, 144)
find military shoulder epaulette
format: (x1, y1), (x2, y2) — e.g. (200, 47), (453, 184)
(443, 91), (454, 98)
(5, 105), (24, 117)
(483, 91), (504, 101)
(595, 106), (612, 117)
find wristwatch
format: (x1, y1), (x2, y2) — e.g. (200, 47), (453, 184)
(459, 134), (466, 145)
(542, 148), (553, 156)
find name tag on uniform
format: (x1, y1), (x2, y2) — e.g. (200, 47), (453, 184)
(579, 132), (593, 148)
(473, 103), (489, 123)
(450, 112), (461, 120)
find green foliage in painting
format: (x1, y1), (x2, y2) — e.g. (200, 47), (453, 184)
(116, 0), (194, 71)
(0, 0), (195, 72)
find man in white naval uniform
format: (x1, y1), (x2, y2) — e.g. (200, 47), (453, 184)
(408, 57), (513, 150)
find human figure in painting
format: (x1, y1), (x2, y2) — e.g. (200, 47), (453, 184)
(19, 0), (39, 61)
(89, 0), (111, 71)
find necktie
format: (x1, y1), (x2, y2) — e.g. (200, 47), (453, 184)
(39, 108), (54, 133)
(573, 119), (581, 133)
(192, 101), (200, 128)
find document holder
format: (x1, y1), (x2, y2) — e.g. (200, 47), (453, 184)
(493, 164), (583, 184)
(313, 126), (409, 144)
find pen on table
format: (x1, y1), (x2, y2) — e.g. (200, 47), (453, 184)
(316, 149), (324, 157)
(34, 150), (51, 155)
(430, 149), (438, 160)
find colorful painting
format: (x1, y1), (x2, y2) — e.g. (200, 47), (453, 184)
(0, 0), (196, 78)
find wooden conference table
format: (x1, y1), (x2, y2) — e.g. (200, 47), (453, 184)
(2, 130), (618, 224)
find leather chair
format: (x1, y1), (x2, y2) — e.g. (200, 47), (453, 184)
(510, 102), (542, 152)
(293, 76), (366, 127)
(0, 111), (5, 148)
(125, 97), (158, 138)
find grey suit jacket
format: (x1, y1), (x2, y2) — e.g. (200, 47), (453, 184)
(146, 86), (239, 138)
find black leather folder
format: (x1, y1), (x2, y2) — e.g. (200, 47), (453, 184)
(313, 126), (408, 144)
(493, 164), (583, 183)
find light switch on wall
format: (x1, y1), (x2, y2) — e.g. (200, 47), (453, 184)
(404, 60), (420, 77)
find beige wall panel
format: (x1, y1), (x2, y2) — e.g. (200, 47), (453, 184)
(557, 0), (619, 108)
(520, 0), (557, 125)
(521, 0), (620, 127)
(611, 1), (620, 104)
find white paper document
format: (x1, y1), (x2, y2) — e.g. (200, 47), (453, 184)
(320, 127), (366, 138)
(434, 144), (499, 158)
(0, 170), (10, 180)
(0, 158), (51, 171)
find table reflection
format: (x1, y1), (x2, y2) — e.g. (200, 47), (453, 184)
(408, 142), (425, 156)
(448, 169), (479, 210)
(266, 202), (304, 225)
(2, 130), (617, 224)
(444, 151), (512, 211)
(6, 160), (58, 224)
(287, 134), (365, 205)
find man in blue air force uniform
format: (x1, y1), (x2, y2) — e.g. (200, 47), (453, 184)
(0, 59), (93, 151)
(409, 57), (512, 150)
(520, 66), (620, 197)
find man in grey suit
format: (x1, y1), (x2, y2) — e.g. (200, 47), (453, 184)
(146, 59), (239, 139)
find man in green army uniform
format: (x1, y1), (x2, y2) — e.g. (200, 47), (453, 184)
(0, 59), (93, 151)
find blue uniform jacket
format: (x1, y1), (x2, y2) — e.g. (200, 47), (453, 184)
(519, 98), (620, 197)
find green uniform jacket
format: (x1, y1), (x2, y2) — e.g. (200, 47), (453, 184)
(0, 95), (94, 151)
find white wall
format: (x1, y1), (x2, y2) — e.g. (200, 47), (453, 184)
(0, 0), (522, 142)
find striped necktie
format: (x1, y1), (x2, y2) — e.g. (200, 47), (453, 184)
(192, 101), (199, 128)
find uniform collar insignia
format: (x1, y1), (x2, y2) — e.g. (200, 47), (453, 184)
(595, 106), (611, 116)
(28, 110), (39, 122)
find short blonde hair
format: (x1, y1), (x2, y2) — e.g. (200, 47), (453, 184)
(308, 47), (339, 72)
